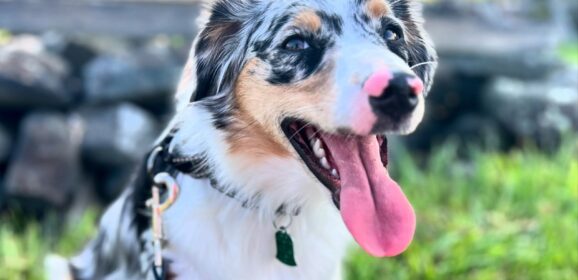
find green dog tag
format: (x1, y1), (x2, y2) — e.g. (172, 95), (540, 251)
(275, 228), (297, 267)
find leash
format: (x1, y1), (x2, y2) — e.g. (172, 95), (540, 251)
(144, 136), (300, 279)
(146, 147), (180, 280)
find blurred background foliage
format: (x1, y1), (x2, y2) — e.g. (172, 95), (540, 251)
(0, 0), (577, 279)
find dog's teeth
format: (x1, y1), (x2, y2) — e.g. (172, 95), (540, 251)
(331, 169), (339, 178)
(314, 144), (325, 158)
(313, 138), (321, 151)
(315, 148), (325, 158)
(320, 157), (330, 170)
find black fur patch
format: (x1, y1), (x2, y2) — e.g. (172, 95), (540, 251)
(191, 1), (259, 102)
(202, 94), (236, 129)
(316, 11), (344, 35)
(255, 10), (341, 85)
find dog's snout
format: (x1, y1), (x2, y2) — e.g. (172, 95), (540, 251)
(366, 71), (423, 119)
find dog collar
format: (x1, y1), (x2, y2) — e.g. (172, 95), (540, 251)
(145, 137), (301, 275)
(148, 134), (301, 216)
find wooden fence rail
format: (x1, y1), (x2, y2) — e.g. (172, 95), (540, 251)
(0, 0), (201, 37)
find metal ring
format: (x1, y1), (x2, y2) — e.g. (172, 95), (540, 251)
(154, 172), (180, 212)
(273, 214), (293, 231)
(147, 146), (163, 176)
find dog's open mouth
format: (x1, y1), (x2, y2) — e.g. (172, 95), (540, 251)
(281, 119), (416, 257)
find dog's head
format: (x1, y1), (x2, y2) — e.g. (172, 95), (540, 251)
(179, 0), (437, 258)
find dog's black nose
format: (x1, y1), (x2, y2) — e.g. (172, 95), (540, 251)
(369, 72), (421, 119)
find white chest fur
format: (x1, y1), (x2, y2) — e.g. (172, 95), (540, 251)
(156, 106), (352, 279)
(162, 174), (351, 280)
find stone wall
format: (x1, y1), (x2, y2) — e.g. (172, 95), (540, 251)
(0, 1), (577, 216)
(0, 34), (183, 215)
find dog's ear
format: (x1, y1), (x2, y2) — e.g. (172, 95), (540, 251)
(393, 0), (437, 95)
(189, 0), (251, 102)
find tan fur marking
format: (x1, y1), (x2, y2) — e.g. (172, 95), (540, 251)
(367, 0), (390, 18)
(294, 10), (322, 32)
(226, 108), (291, 158)
(228, 58), (336, 160)
(226, 60), (291, 158)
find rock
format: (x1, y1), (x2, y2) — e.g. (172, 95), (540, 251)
(83, 50), (180, 107)
(0, 125), (7, 207)
(483, 75), (578, 151)
(66, 172), (100, 222)
(0, 35), (72, 109)
(42, 32), (98, 79)
(403, 64), (491, 152)
(81, 103), (158, 167)
(4, 112), (82, 209)
(81, 36), (134, 56)
(0, 124), (11, 163)
(447, 114), (505, 155)
(82, 162), (134, 204)
(101, 166), (134, 203)
(0, 177), (5, 210)
(572, 1), (578, 31)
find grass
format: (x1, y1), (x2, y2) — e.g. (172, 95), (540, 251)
(1, 140), (577, 280)
(0, 212), (97, 280)
(346, 140), (578, 280)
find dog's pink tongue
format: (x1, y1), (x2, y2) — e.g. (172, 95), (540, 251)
(323, 135), (416, 257)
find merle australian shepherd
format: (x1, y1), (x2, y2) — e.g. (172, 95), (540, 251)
(47, 0), (437, 279)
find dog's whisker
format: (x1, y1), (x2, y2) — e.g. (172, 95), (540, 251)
(226, 119), (262, 140)
(410, 61), (438, 70)
(309, 130), (321, 139)
(288, 122), (314, 142)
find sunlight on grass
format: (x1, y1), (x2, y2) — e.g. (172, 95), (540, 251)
(1, 141), (577, 279)
(0, 211), (98, 280)
(346, 140), (578, 280)
(0, 224), (44, 280)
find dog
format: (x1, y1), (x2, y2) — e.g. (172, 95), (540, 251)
(47, 0), (436, 279)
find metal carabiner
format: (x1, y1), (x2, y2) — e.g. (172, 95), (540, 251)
(147, 172), (180, 279)
(153, 173), (180, 212)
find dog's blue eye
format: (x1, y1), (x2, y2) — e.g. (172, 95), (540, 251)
(283, 37), (310, 51)
(384, 29), (401, 41)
